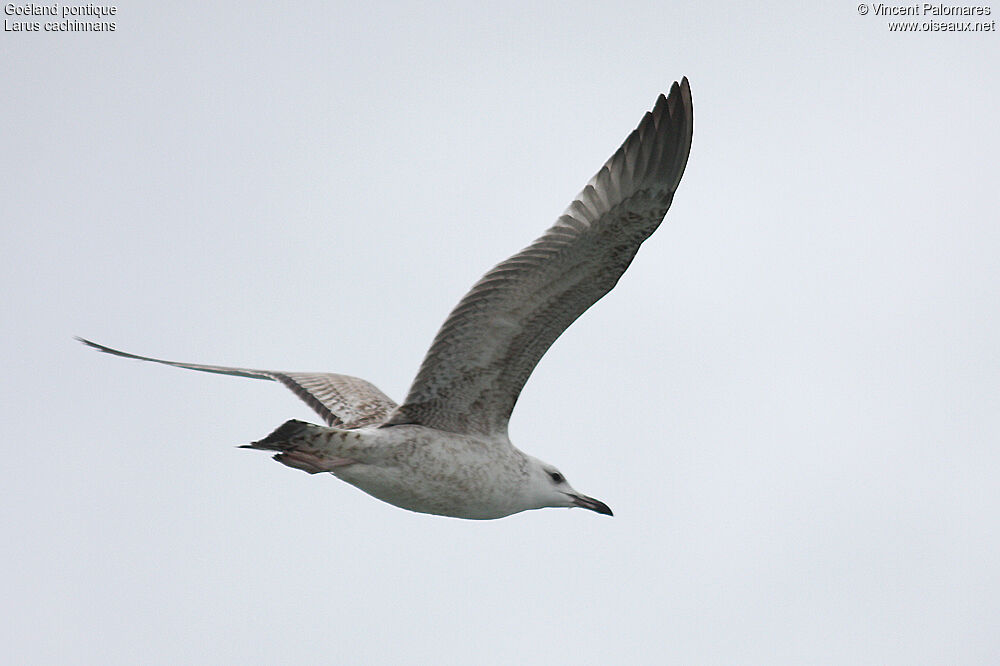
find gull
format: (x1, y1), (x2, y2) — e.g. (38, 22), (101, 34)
(80, 78), (693, 520)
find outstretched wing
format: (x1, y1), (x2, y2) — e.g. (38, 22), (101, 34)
(78, 338), (396, 428)
(385, 78), (693, 436)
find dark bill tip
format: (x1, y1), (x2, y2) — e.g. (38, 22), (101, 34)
(571, 494), (613, 516)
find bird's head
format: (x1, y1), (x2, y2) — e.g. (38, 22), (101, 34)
(522, 455), (613, 516)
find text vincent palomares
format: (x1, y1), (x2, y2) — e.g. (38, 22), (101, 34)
(869, 3), (991, 16)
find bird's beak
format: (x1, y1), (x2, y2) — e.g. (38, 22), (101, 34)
(569, 493), (613, 516)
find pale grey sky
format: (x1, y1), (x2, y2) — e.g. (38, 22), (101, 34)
(3, 2), (998, 664)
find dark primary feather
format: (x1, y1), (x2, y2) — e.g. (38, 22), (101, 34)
(76, 337), (396, 428)
(384, 78), (693, 436)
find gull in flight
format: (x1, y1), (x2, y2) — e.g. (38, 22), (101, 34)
(81, 78), (693, 519)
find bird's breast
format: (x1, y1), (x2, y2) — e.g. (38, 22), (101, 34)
(332, 426), (528, 518)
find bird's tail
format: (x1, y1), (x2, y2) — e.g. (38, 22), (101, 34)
(241, 419), (356, 474)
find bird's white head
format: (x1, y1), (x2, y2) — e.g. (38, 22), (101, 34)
(521, 454), (613, 516)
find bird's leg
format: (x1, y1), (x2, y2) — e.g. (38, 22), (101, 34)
(271, 449), (356, 474)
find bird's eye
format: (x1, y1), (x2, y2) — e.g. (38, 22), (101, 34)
(548, 471), (564, 484)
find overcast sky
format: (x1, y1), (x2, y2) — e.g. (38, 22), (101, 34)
(3, 2), (998, 664)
